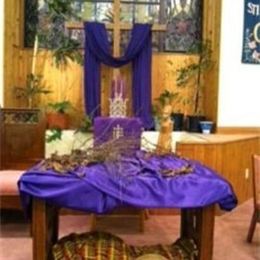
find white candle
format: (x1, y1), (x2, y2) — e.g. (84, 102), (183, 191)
(120, 79), (123, 97)
(31, 34), (38, 75)
(115, 78), (118, 97)
(122, 79), (125, 99)
(111, 79), (115, 98)
(116, 77), (120, 97)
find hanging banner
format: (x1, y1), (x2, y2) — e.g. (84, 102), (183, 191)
(242, 0), (260, 64)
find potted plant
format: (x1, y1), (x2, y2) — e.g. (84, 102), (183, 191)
(154, 90), (184, 131)
(75, 115), (92, 133)
(176, 40), (214, 132)
(155, 90), (178, 106)
(37, 0), (83, 68)
(14, 73), (51, 108)
(46, 128), (63, 143)
(46, 100), (72, 129)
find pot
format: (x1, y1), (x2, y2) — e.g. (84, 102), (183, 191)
(186, 115), (206, 132)
(171, 113), (184, 131)
(46, 113), (69, 129)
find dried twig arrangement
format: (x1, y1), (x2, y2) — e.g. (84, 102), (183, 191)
(41, 136), (141, 174)
(41, 135), (193, 178)
(159, 165), (193, 178)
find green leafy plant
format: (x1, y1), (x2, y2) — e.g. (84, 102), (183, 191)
(176, 40), (214, 115)
(152, 90), (180, 122)
(155, 90), (179, 107)
(152, 104), (160, 117)
(52, 35), (83, 67)
(46, 101), (72, 129)
(45, 0), (76, 19)
(75, 115), (92, 133)
(14, 73), (52, 108)
(47, 100), (72, 114)
(37, 0), (83, 68)
(46, 128), (63, 143)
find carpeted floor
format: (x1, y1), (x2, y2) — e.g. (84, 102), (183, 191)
(0, 199), (259, 260)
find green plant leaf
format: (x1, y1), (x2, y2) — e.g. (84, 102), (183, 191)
(175, 40), (214, 114)
(155, 90), (178, 106)
(47, 100), (72, 113)
(13, 73), (52, 107)
(75, 116), (92, 133)
(46, 128), (63, 143)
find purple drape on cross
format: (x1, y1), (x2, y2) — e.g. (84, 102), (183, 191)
(84, 22), (153, 129)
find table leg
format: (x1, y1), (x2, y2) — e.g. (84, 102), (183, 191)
(32, 198), (59, 260)
(181, 205), (215, 260)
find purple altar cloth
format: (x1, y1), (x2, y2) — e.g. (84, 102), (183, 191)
(94, 117), (143, 146)
(18, 151), (237, 215)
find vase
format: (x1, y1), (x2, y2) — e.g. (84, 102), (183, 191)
(200, 121), (214, 134)
(153, 116), (160, 131)
(171, 113), (184, 131)
(186, 115), (206, 132)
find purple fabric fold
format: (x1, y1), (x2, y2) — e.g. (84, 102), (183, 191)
(84, 22), (154, 129)
(18, 151), (237, 216)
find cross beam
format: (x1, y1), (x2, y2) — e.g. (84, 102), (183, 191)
(66, 0), (166, 77)
(65, 21), (166, 56)
(66, 22), (166, 32)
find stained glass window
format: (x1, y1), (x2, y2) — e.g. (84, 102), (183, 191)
(164, 0), (203, 52)
(24, 0), (202, 52)
(75, 1), (114, 22)
(121, 0), (160, 23)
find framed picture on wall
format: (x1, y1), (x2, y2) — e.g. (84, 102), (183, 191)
(242, 0), (260, 64)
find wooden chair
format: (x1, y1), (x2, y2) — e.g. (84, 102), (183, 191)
(0, 108), (45, 210)
(247, 154), (260, 242)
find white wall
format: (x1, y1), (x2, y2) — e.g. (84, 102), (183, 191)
(218, 0), (260, 127)
(0, 0), (3, 106)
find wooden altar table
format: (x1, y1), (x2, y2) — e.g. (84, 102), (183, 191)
(32, 198), (215, 260)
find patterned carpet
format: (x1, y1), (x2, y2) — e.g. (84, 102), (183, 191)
(0, 199), (259, 260)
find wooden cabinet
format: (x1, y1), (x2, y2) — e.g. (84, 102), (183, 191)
(176, 134), (260, 204)
(1, 108), (45, 169)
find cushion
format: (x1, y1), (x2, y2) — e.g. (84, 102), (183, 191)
(0, 170), (24, 195)
(52, 231), (198, 260)
(136, 254), (168, 260)
(53, 231), (131, 260)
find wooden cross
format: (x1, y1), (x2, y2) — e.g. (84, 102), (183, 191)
(66, 0), (166, 76)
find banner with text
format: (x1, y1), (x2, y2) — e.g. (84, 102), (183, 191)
(242, 0), (260, 64)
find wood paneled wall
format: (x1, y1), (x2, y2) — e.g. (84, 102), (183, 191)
(203, 0), (222, 123)
(176, 136), (260, 204)
(217, 127), (260, 135)
(4, 0), (221, 127)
